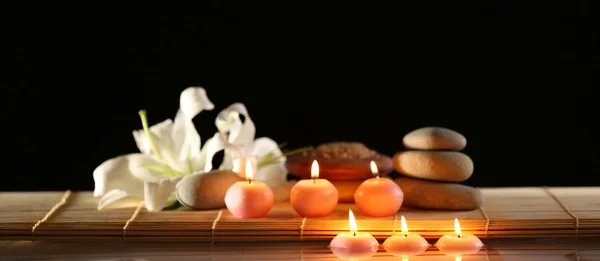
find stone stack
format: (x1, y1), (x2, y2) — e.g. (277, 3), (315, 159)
(392, 127), (482, 210)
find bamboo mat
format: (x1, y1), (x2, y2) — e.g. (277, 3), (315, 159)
(2, 238), (600, 260)
(0, 187), (599, 241)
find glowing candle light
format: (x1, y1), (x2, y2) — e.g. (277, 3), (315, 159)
(245, 159), (253, 181)
(329, 210), (380, 260)
(382, 215), (429, 256)
(435, 218), (484, 256)
(224, 159), (274, 218)
(290, 160), (338, 217)
(354, 161), (404, 217)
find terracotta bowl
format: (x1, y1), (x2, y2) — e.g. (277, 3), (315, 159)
(286, 151), (393, 180)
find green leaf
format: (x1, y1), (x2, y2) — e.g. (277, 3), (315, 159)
(162, 200), (183, 211)
(257, 146), (314, 168)
(282, 146), (313, 157)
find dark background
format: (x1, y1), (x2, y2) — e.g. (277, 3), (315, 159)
(1, 1), (598, 191)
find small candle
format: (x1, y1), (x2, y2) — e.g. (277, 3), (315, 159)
(232, 156), (257, 178)
(382, 215), (429, 256)
(435, 218), (484, 255)
(224, 159), (274, 218)
(329, 210), (380, 260)
(354, 161), (404, 217)
(290, 160), (338, 217)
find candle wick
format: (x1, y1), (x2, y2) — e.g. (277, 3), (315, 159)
(353, 232), (356, 236)
(248, 179), (252, 185)
(404, 234), (407, 238)
(457, 234), (461, 238)
(313, 178), (316, 184)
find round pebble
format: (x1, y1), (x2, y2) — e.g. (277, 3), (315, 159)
(176, 170), (244, 210)
(394, 177), (482, 210)
(393, 151), (473, 182)
(403, 127), (467, 150)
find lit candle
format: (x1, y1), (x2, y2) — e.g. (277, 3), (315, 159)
(434, 218), (484, 255)
(232, 156), (257, 178)
(329, 210), (380, 260)
(290, 160), (338, 217)
(354, 161), (404, 217)
(224, 159), (274, 218)
(382, 215), (429, 256)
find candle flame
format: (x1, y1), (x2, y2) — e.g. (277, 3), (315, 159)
(245, 159), (254, 181)
(311, 160), (319, 179)
(455, 255), (462, 261)
(400, 215), (408, 233)
(349, 210), (358, 234)
(370, 161), (378, 176)
(402, 255), (409, 261)
(454, 218), (462, 235)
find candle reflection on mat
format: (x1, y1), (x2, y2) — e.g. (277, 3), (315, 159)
(1, 238), (600, 260)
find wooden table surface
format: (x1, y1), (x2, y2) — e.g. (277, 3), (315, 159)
(1, 237), (600, 260)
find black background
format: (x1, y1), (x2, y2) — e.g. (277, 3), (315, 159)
(1, 1), (598, 191)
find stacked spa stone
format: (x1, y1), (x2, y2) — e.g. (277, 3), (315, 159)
(392, 127), (482, 211)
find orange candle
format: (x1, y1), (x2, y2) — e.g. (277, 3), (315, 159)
(224, 159), (274, 218)
(354, 161), (404, 217)
(435, 219), (484, 255)
(329, 210), (380, 260)
(382, 215), (429, 256)
(290, 160), (338, 217)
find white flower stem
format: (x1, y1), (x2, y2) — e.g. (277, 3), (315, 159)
(138, 110), (164, 163)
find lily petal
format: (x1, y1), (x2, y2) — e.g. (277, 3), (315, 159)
(132, 119), (173, 156)
(251, 137), (285, 162)
(198, 133), (226, 172)
(124, 154), (183, 211)
(127, 154), (173, 182)
(171, 111), (202, 173)
(143, 178), (181, 212)
(170, 87), (215, 172)
(97, 189), (143, 210)
(256, 161), (288, 188)
(216, 103), (256, 169)
(93, 154), (145, 198)
(252, 137), (288, 187)
(229, 154), (286, 188)
(131, 119), (186, 172)
(179, 87), (214, 118)
(216, 103), (255, 153)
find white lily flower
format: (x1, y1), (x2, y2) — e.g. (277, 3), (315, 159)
(93, 87), (222, 211)
(212, 103), (288, 188)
